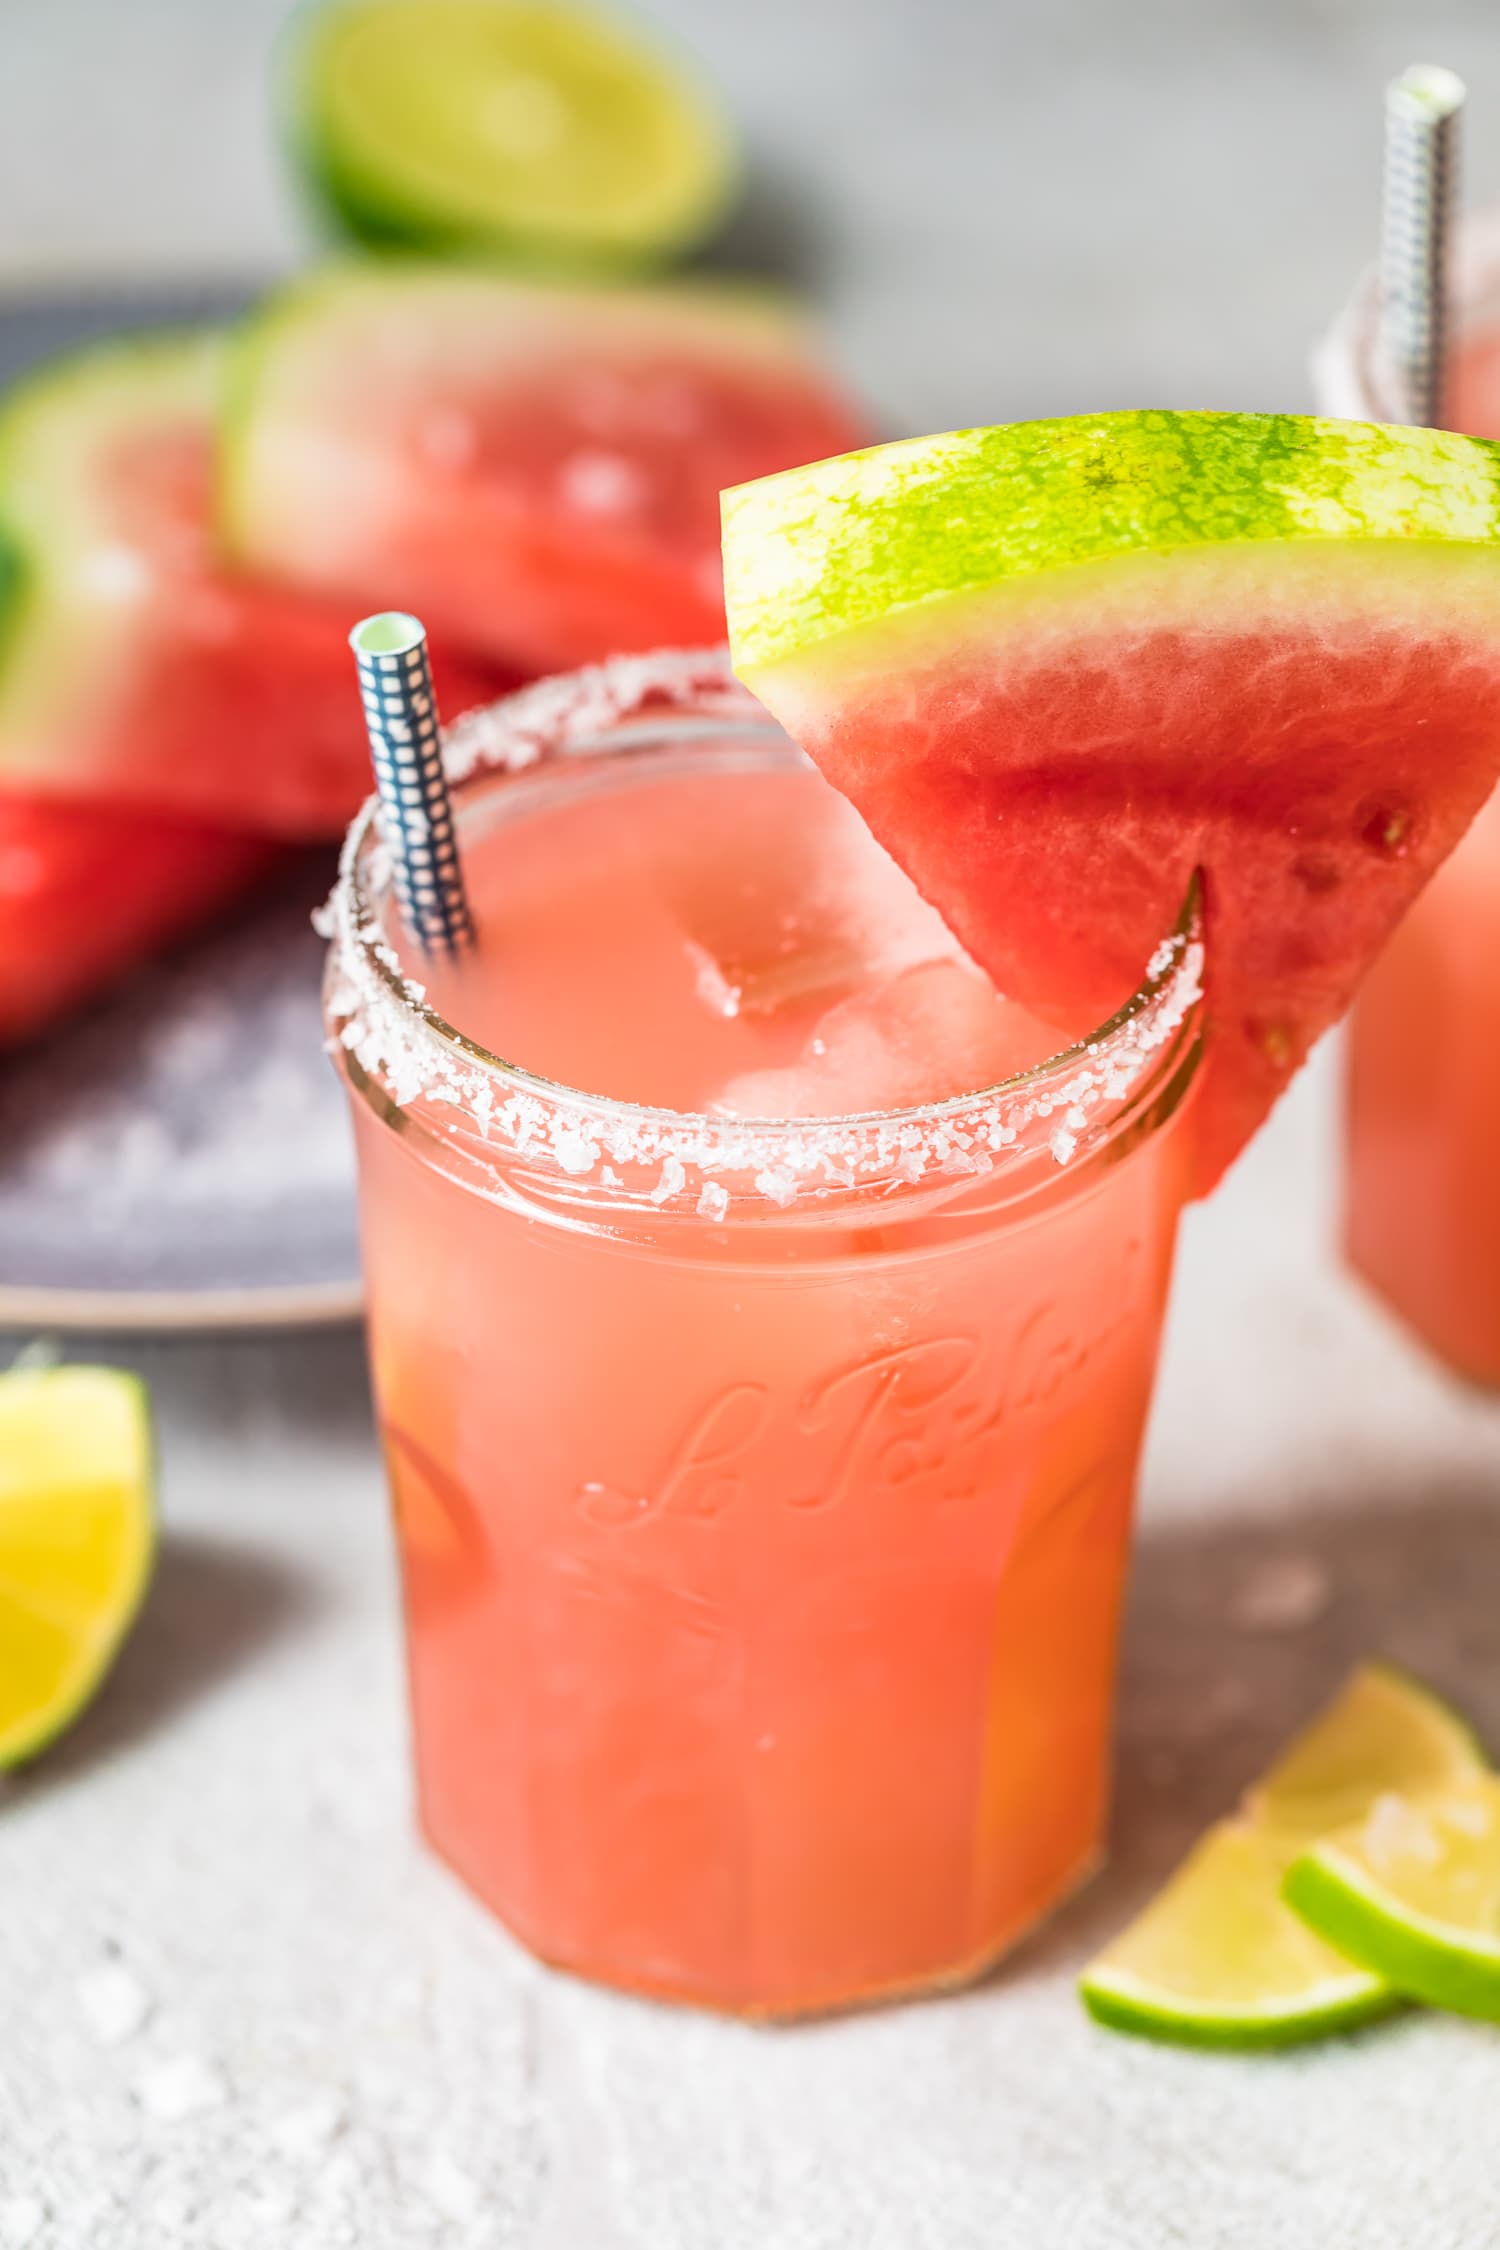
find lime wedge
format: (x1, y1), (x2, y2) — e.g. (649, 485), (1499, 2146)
(1251, 1663), (1488, 1829)
(0, 1365), (155, 1767)
(1286, 1780), (1500, 2021)
(1080, 1665), (1489, 2046)
(289, 0), (740, 267)
(1080, 1821), (1395, 2048)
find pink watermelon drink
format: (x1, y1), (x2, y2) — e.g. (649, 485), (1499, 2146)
(326, 651), (1205, 2016)
(0, 331), (511, 838)
(330, 412), (1500, 2016)
(1318, 226), (1500, 1380)
(1449, 331), (1500, 435)
(1344, 786), (1500, 1381)
(225, 264), (868, 679)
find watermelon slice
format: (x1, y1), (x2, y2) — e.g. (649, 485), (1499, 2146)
(220, 261), (869, 676)
(0, 791), (276, 1046)
(0, 331), (511, 838)
(722, 413), (1500, 1189)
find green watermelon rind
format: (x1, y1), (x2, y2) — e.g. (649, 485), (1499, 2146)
(0, 326), (222, 515)
(215, 275), (309, 561)
(280, 0), (740, 269)
(0, 329), (224, 733)
(723, 413), (1500, 675)
(0, 513), (30, 695)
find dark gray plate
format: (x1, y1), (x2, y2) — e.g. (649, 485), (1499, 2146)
(0, 288), (362, 1331)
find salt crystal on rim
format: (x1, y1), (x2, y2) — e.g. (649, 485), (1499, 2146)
(754, 1166), (798, 1206)
(553, 1127), (600, 1176)
(650, 1156), (687, 1204)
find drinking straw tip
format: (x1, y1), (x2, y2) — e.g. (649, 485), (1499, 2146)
(350, 610), (427, 659)
(1388, 64), (1466, 123)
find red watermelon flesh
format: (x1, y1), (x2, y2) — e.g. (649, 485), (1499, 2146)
(224, 266), (870, 676)
(0, 331), (516, 840)
(759, 606), (1500, 1190)
(0, 792), (278, 1046)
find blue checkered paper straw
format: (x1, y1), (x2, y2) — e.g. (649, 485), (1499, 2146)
(349, 612), (474, 955)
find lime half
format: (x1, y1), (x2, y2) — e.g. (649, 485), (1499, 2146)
(0, 1365), (155, 1767)
(1080, 1666), (1488, 2047)
(1286, 1777), (1500, 2022)
(290, 0), (740, 266)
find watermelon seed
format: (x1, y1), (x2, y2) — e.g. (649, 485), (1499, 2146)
(1360, 804), (1413, 856)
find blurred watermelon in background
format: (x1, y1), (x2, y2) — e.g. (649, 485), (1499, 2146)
(222, 264), (868, 676)
(0, 0), (866, 1045)
(0, 792), (277, 1047)
(0, 328), (515, 835)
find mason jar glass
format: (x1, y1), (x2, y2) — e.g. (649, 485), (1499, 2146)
(323, 653), (1204, 2016)
(1316, 213), (1500, 1381)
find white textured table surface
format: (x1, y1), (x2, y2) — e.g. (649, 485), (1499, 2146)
(6, 3), (1500, 2244)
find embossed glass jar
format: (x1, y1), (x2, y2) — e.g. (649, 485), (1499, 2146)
(1315, 216), (1500, 1384)
(324, 653), (1204, 2017)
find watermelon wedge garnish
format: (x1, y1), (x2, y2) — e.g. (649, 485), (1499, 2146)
(0, 791), (276, 1046)
(0, 330), (510, 838)
(722, 412), (1500, 1187)
(221, 261), (869, 677)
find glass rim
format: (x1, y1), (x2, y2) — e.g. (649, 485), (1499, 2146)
(323, 648), (1206, 1212)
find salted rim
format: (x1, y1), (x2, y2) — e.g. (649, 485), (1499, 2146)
(321, 647), (1205, 1215)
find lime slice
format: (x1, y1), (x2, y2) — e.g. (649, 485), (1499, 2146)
(1080, 1665), (1488, 2046)
(1251, 1663), (1488, 1831)
(1080, 1821), (1395, 2048)
(1286, 1780), (1500, 2021)
(289, 0), (740, 267)
(0, 1365), (155, 1767)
